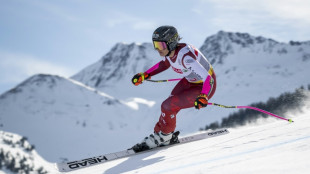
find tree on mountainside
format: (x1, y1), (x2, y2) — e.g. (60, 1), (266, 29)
(203, 85), (309, 130)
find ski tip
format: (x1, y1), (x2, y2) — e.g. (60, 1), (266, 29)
(288, 119), (294, 123)
(54, 163), (66, 173)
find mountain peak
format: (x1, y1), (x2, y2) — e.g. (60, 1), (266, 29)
(72, 42), (158, 89)
(0, 74), (61, 98)
(214, 30), (278, 45)
(200, 31), (281, 65)
(0, 73), (117, 105)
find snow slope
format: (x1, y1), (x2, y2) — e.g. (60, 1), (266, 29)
(2, 99), (309, 174)
(60, 97), (310, 174)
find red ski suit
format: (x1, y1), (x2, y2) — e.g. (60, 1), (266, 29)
(145, 43), (216, 134)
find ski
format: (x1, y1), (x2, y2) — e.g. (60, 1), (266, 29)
(55, 128), (229, 172)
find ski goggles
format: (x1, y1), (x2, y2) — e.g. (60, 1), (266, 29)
(153, 41), (167, 51)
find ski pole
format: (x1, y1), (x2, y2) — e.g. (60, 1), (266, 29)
(146, 78), (182, 83)
(146, 79), (294, 123)
(208, 103), (294, 123)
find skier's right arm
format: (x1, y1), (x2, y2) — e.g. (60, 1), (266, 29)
(132, 58), (170, 86)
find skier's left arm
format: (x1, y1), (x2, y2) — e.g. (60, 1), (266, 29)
(183, 56), (213, 109)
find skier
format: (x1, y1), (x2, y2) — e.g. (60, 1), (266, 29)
(131, 26), (216, 152)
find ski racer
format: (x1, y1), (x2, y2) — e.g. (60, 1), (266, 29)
(131, 26), (216, 152)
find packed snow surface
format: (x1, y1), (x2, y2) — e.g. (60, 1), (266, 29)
(62, 104), (310, 174)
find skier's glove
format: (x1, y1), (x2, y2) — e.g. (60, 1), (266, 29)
(194, 94), (208, 109)
(132, 72), (150, 86)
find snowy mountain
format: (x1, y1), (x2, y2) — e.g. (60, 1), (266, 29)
(0, 74), (157, 162)
(203, 31), (310, 105)
(73, 31), (310, 91)
(200, 31), (310, 66)
(71, 43), (159, 89)
(1, 31), (310, 173)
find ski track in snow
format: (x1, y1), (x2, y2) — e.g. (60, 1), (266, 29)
(60, 110), (310, 174)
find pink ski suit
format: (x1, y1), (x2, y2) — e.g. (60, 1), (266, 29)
(146, 43), (216, 134)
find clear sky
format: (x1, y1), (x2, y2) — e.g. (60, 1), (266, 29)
(1, 0), (310, 94)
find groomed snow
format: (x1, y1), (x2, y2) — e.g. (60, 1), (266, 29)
(61, 102), (310, 174)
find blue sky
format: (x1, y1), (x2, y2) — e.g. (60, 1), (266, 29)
(1, 0), (310, 94)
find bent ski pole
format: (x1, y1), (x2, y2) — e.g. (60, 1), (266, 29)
(208, 103), (294, 123)
(146, 78), (182, 83)
(145, 79), (294, 122)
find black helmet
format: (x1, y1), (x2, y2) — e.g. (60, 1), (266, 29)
(152, 26), (180, 51)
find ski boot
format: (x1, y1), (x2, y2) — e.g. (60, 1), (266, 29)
(169, 131), (180, 145)
(130, 131), (180, 153)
